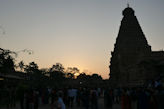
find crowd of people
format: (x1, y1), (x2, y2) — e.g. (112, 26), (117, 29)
(16, 87), (100, 109)
(103, 80), (164, 109)
(1, 81), (164, 109)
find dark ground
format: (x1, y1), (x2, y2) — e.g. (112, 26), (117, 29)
(1, 97), (122, 109)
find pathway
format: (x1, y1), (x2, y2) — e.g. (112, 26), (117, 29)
(1, 98), (121, 109)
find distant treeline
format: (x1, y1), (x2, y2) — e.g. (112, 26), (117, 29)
(0, 48), (104, 89)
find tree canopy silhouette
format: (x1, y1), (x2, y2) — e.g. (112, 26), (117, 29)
(0, 48), (16, 73)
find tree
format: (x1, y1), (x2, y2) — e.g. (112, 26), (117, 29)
(24, 61), (49, 88)
(48, 63), (65, 87)
(65, 67), (80, 79)
(50, 63), (64, 72)
(49, 63), (65, 80)
(24, 62), (39, 74)
(40, 68), (49, 76)
(91, 74), (102, 80)
(0, 48), (16, 73)
(77, 72), (90, 80)
(66, 72), (74, 79)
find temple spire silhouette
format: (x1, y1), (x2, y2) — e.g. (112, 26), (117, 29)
(109, 6), (164, 87)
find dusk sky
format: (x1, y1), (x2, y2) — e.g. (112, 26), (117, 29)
(0, 0), (164, 79)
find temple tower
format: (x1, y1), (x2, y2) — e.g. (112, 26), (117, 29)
(109, 6), (152, 87)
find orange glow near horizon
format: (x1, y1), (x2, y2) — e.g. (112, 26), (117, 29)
(34, 57), (109, 79)
(14, 49), (110, 79)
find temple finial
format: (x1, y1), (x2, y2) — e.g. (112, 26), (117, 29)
(127, 2), (130, 7)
